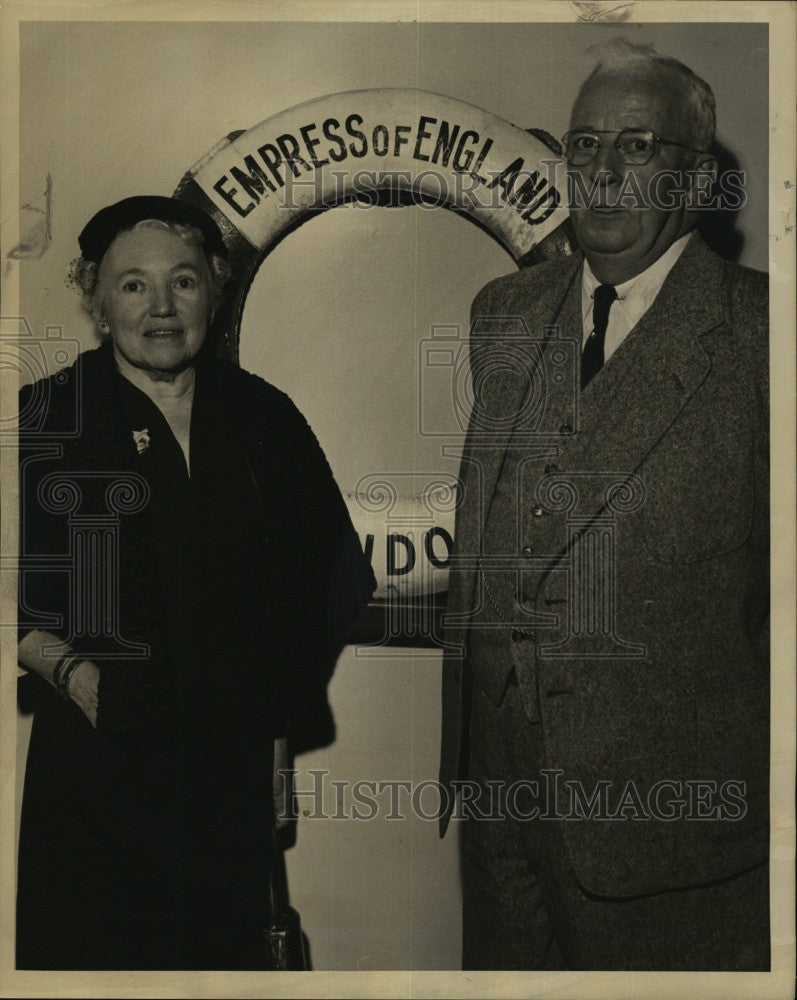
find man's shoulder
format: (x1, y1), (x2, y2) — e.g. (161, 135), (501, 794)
(694, 244), (769, 338)
(687, 234), (768, 301)
(472, 253), (581, 316)
(719, 256), (768, 308)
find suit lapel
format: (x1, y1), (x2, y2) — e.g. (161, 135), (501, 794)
(450, 234), (725, 628)
(475, 254), (583, 528)
(554, 233), (722, 512)
(448, 256), (582, 636)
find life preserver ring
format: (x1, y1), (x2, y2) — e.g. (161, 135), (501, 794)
(172, 89), (576, 628)
(173, 87), (574, 359)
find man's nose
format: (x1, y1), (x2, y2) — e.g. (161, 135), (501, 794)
(149, 283), (176, 316)
(589, 141), (623, 184)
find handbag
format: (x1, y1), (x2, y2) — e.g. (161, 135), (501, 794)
(265, 819), (308, 970)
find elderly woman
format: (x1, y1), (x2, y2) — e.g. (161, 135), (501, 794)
(17, 196), (373, 970)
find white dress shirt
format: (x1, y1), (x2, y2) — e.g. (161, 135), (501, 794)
(581, 232), (693, 363)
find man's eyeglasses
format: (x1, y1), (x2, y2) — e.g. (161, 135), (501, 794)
(561, 128), (707, 167)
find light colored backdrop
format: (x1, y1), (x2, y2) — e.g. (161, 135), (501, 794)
(17, 19), (768, 971)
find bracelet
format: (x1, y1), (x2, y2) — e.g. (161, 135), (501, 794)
(54, 654), (83, 701)
(52, 652), (75, 691)
(58, 657), (83, 701)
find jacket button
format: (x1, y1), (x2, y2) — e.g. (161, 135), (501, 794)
(511, 629), (536, 643)
(532, 505), (545, 517)
(559, 423), (573, 434)
(544, 463), (558, 475)
(521, 545), (532, 556)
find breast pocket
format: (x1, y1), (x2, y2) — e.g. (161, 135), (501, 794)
(641, 414), (754, 564)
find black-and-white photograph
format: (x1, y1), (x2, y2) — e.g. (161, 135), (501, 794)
(1, 2), (793, 997)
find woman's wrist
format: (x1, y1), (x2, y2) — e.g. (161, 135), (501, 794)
(67, 660), (100, 728)
(18, 633), (99, 726)
(53, 652), (83, 699)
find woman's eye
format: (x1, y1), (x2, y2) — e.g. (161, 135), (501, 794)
(122, 280), (143, 293)
(174, 275), (196, 290)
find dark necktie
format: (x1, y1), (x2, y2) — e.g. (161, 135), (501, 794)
(581, 283), (617, 389)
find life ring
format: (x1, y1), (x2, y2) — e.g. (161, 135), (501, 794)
(173, 87), (575, 360)
(172, 89), (576, 633)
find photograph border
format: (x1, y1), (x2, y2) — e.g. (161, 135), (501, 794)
(1, 2), (793, 997)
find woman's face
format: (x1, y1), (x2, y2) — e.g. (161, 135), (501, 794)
(96, 224), (214, 378)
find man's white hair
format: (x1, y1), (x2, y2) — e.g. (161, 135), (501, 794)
(576, 37), (716, 152)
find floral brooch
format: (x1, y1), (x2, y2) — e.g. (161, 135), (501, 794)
(132, 429), (151, 455)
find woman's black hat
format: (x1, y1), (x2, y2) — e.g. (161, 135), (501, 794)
(78, 195), (228, 265)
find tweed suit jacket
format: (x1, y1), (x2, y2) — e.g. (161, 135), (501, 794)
(439, 232), (769, 899)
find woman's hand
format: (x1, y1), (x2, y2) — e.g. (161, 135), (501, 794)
(67, 660), (99, 728)
(18, 629), (99, 728)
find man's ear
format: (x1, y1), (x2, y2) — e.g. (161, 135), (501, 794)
(685, 153), (719, 210)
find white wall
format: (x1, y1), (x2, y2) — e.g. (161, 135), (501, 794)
(16, 18), (768, 971)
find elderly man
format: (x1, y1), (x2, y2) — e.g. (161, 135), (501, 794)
(439, 41), (769, 971)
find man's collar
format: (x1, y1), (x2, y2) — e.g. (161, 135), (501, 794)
(583, 231), (693, 300)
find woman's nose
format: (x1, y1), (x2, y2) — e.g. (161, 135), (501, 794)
(149, 283), (176, 316)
